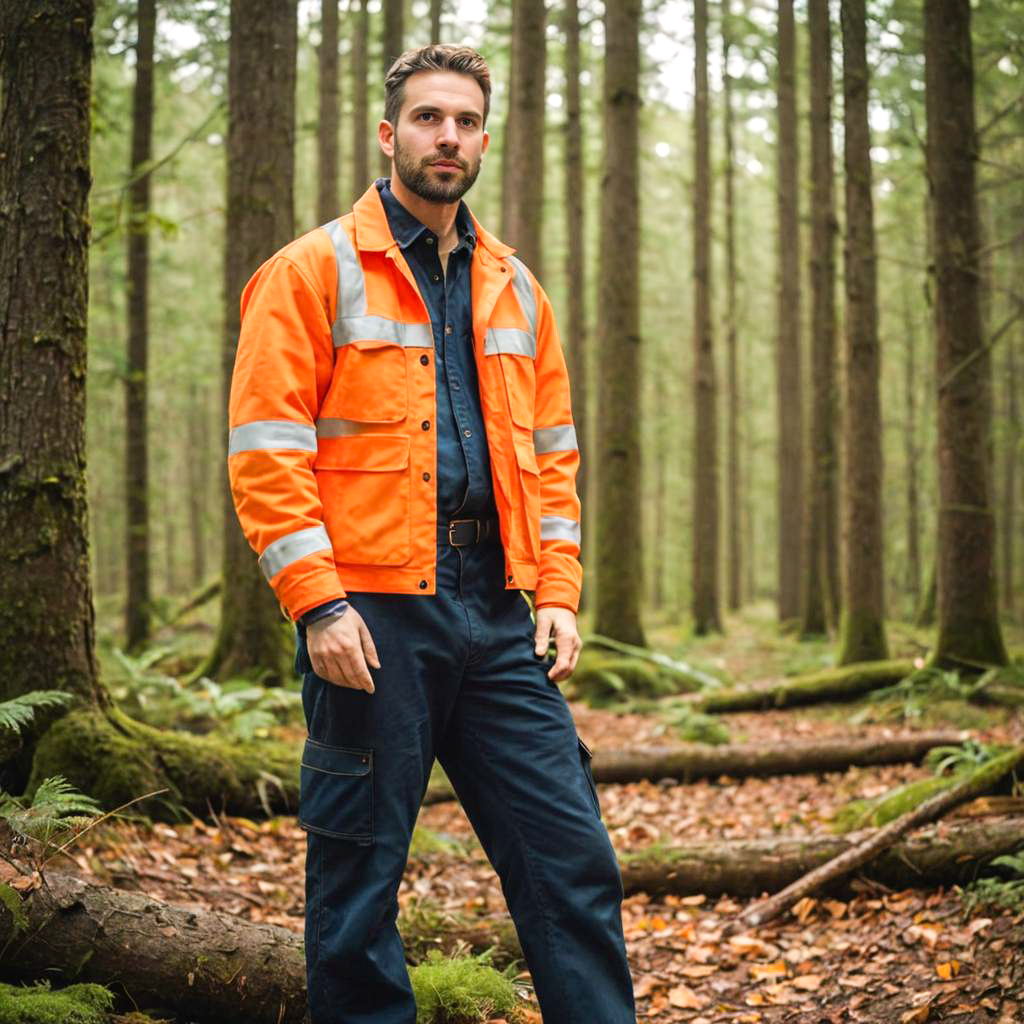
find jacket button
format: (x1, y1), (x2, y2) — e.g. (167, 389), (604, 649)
(422, 471), (430, 481)
(420, 354), (429, 366)
(419, 580), (428, 589)
(507, 575), (513, 583)
(421, 420), (430, 431)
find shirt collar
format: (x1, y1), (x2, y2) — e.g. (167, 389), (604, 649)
(376, 178), (477, 253)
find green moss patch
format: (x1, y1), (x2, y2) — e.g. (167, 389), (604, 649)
(0, 981), (114, 1024)
(409, 951), (524, 1024)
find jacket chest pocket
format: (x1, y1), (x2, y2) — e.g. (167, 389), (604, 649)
(315, 434), (411, 566)
(494, 352), (536, 428)
(332, 340), (408, 423)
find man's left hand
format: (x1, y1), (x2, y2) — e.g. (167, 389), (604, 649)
(534, 606), (583, 682)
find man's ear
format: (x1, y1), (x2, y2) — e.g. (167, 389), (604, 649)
(378, 119), (395, 160)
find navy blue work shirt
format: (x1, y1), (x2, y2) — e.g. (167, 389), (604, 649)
(301, 179), (497, 627)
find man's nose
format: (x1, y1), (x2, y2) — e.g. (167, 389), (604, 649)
(436, 116), (460, 148)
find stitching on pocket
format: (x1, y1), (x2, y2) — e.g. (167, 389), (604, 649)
(299, 739), (375, 844)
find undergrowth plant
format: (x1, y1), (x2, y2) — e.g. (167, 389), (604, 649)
(407, 949), (525, 1024)
(960, 851), (1024, 915)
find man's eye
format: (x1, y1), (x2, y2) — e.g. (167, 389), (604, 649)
(459, 118), (476, 128)
(418, 112), (436, 121)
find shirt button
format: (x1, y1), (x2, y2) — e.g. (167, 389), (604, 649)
(463, 429), (472, 438)
(445, 324), (453, 335)
(421, 420), (430, 431)
(425, 237), (434, 245)
(419, 579), (428, 589)
(452, 381), (461, 391)
(420, 354), (429, 365)
(422, 471), (431, 481)
(432, 273), (440, 282)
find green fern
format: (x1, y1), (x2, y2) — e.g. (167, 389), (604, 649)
(0, 775), (101, 846)
(0, 691), (72, 735)
(0, 883), (28, 938)
(960, 851), (1024, 914)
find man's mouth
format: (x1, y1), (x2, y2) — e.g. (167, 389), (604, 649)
(429, 159), (464, 171)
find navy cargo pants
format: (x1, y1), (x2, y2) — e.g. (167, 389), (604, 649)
(296, 536), (636, 1024)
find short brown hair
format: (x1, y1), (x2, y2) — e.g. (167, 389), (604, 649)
(384, 45), (492, 127)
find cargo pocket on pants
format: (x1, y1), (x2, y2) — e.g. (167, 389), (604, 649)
(299, 739), (374, 845)
(577, 737), (601, 819)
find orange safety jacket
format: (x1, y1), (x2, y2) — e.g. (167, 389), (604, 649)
(227, 184), (582, 622)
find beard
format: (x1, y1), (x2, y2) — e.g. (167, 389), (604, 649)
(393, 136), (482, 204)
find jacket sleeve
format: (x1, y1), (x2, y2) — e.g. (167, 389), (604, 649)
(227, 254), (346, 620)
(531, 281), (583, 612)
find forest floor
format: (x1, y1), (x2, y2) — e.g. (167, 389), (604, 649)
(65, 605), (1024, 1023)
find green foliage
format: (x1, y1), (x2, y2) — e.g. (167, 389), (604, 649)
(408, 950), (524, 1024)
(0, 775), (102, 849)
(0, 883), (28, 939)
(623, 697), (730, 745)
(0, 692), (73, 736)
(0, 980), (114, 1024)
(104, 643), (301, 739)
(859, 665), (977, 720)
(960, 852), (1024, 915)
(408, 827), (466, 859)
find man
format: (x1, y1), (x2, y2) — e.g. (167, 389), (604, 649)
(228, 45), (636, 1024)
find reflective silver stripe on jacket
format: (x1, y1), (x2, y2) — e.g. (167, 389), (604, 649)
(540, 515), (581, 546)
(322, 219), (431, 349)
(533, 424), (578, 455)
(228, 420), (318, 456)
(316, 417), (373, 438)
(259, 525), (333, 580)
(485, 255), (538, 358)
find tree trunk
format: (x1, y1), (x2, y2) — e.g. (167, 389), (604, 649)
(696, 658), (915, 713)
(723, 0), (742, 614)
(799, 0), (839, 639)
(124, 0), (156, 651)
(925, 0), (1008, 668)
(837, 0), (888, 665)
(317, 0), (340, 224)
(1001, 324), (1018, 618)
(206, 0), (298, 685)
(186, 381), (208, 588)
(501, 0), (546, 278)
(620, 816), (1024, 898)
(902, 269), (921, 614)
(351, 0), (369, 203)
(430, 0), (443, 42)
(564, 0), (588, 590)
(691, 0), (722, 636)
(0, 0), (104, 724)
(594, 0), (645, 647)
(774, 0), (804, 623)
(422, 732), (966, 802)
(380, 0), (404, 178)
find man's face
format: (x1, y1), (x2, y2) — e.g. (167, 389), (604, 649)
(382, 70), (489, 204)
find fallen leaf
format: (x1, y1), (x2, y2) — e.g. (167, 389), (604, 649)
(749, 960), (788, 981)
(791, 974), (824, 991)
(935, 960), (961, 980)
(900, 1006), (930, 1024)
(667, 984), (707, 1009)
(681, 965), (717, 979)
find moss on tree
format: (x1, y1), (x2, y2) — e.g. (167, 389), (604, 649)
(0, 982), (113, 1024)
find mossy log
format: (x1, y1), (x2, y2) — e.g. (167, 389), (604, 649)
(695, 658), (915, 713)
(168, 576), (222, 623)
(28, 708), (299, 821)
(421, 731), (965, 804)
(0, 873), (521, 1024)
(619, 816), (1024, 897)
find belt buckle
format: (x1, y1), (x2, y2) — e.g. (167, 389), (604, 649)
(448, 518), (479, 547)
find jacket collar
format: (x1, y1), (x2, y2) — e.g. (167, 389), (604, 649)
(350, 182), (515, 260)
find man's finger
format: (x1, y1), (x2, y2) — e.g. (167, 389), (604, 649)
(339, 643), (375, 694)
(534, 620), (550, 657)
(568, 637), (582, 674)
(359, 620), (381, 670)
(547, 628), (574, 680)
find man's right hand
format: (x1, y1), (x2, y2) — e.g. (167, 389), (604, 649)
(307, 607), (380, 694)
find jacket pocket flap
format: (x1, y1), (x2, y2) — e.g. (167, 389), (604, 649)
(512, 434), (539, 475)
(315, 434), (409, 472)
(301, 739), (372, 776)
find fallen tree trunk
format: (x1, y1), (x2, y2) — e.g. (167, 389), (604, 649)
(695, 658), (915, 713)
(735, 745), (1024, 928)
(619, 816), (1024, 897)
(422, 730), (965, 803)
(0, 872), (521, 1024)
(169, 576), (222, 623)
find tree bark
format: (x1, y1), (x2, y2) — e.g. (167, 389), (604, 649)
(125, 0), (156, 651)
(380, 0), (404, 178)
(564, 0), (589, 589)
(723, 0), (742, 614)
(421, 732), (966, 802)
(317, 0), (340, 224)
(0, 0), (104, 721)
(696, 658), (915, 713)
(350, 0), (369, 202)
(901, 268), (922, 615)
(774, 0), (804, 623)
(925, 0), (1008, 668)
(1001, 321), (1018, 617)
(206, 0), (298, 685)
(799, 0), (839, 638)
(837, 0), (888, 665)
(430, 0), (443, 42)
(594, 0), (645, 646)
(186, 381), (209, 588)
(501, 0), (546, 278)
(691, 0), (722, 636)
(621, 816), (1024, 898)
